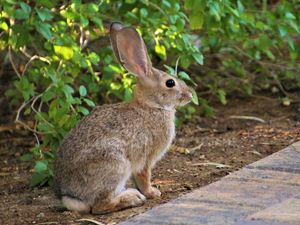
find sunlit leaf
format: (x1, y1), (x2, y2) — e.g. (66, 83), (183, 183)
(155, 44), (167, 60)
(54, 45), (74, 60)
(190, 14), (203, 30)
(0, 22), (8, 31)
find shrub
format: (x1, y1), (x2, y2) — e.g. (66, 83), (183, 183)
(185, 0), (300, 105)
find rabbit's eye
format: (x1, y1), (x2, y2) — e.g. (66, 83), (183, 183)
(166, 79), (175, 88)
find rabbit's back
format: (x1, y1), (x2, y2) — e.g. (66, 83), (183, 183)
(56, 102), (174, 161)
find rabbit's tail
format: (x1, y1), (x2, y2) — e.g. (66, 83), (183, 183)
(62, 195), (90, 213)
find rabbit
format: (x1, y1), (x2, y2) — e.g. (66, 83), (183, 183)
(53, 22), (193, 214)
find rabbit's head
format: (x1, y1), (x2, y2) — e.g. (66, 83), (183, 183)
(110, 22), (193, 110)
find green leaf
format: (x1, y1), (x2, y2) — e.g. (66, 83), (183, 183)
(24, 107), (31, 115)
(77, 106), (89, 115)
(62, 84), (74, 97)
(287, 36), (295, 50)
(30, 173), (48, 187)
(91, 17), (103, 27)
(20, 2), (31, 13)
(35, 22), (52, 40)
(217, 89), (227, 105)
(0, 22), (8, 31)
(83, 98), (95, 107)
(88, 52), (100, 65)
(42, 89), (56, 102)
(164, 64), (175, 76)
(237, 0), (244, 12)
(124, 88), (133, 101)
(54, 45), (74, 60)
(178, 71), (197, 85)
(126, 0), (136, 3)
(191, 88), (199, 105)
(209, 2), (221, 21)
(87, 3), (99, 13)
(79, 85), (87, 97)
(190, 14), (203, 30)
(278, 25), (287, 37)
(288, 20), (300, 33)
(80, 16), (89, 28)
(140, 8), (148, 17)
(20, 153), (33, 161)
(45, 68), (59, 83)
(36, 8), (54, 21)
(34, 161), (47, 173)
(192, 53), (204, 65)
(5, 89), (16, 97)
(285, 12), (296, 20)
(155, 44), (167, 60)
(265, 50), (275, 60)
(178, 71), (191, 80)
(15, 2), (31, 20)
(58, 114), (70, 127)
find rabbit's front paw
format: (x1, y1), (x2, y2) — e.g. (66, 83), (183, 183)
(124, 188), (146, 206)
(144, 186), (161, 199)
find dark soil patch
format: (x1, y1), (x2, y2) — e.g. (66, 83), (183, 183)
(0, 95), (300, 225)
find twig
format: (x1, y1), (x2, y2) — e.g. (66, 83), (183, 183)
(76, 218), (105, 225)
(70, 104), (76, 113)
(30, 85), (55, 129)
(228, 115), (266, 123)
(189, 143), (204, 154)
(15, 97), (45, 134)
(258, 61), (298, 71)
(20, 47), (32, 58)
(15, 84), (55, 134)
(269, 115), (289, 123)
(57, 60), (63, 72)
(33, 132), (40, 145)
(148, 2), (166, 16)
(36, 222), (59, 225)
(8, 46), (21, 78)
(21, 55), (50, 76)
(79, 26), (84, 49)
(192, 162), (231, 168)
(174, 56), (180, 77)
(233, 46), (254, 61)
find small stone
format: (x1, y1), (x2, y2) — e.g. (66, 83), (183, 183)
(36, 212), (45, 218)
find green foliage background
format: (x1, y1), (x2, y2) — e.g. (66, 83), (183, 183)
(0, 0), (299, 186)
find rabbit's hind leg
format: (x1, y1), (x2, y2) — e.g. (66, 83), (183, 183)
(62, 196), (91, 213)
(91, 188), (146, 214)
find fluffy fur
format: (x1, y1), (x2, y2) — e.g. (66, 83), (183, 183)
(53, 22), (192, 214)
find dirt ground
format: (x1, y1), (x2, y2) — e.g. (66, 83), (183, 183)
(0, 94), (300, 225)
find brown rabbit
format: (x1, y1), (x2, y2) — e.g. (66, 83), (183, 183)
(53, 22), (193, 214)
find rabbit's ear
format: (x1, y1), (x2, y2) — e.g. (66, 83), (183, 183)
(110, 22), (124, 64)
(110, 24), (152, 77)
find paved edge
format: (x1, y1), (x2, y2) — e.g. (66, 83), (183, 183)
(119, 141), (300, 225)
